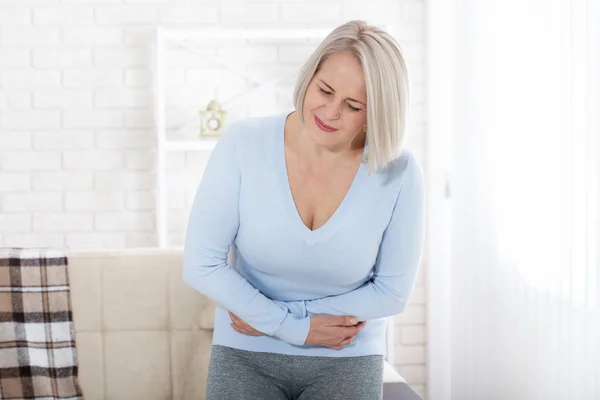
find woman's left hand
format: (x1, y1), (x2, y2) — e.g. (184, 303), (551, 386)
(229, 312), (265, 336)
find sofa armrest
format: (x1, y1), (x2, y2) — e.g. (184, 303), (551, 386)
(195, 295), (217, 331)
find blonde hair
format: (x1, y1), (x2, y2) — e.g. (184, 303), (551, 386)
(293, 20), (410, 172)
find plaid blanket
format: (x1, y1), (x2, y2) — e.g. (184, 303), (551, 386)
(0, 248), (83, 400)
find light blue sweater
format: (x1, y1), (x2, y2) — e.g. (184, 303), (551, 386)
(183, 113), (425, 357)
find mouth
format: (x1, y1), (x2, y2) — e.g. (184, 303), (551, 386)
(314, 115), (338, 133)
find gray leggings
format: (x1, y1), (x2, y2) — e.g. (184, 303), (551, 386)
(207, 345), (384, 400)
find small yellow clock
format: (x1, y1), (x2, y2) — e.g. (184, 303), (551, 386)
(199, 100), (226, 138)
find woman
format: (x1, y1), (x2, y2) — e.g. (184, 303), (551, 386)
(183, 20), (425, 399)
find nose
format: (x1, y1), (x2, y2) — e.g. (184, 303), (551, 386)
(322, 101), (341, 120)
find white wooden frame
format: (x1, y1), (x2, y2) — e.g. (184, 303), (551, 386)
(153, 26), (330, 249)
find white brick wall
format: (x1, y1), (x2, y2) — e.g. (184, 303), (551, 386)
(0, 0), (427, 395)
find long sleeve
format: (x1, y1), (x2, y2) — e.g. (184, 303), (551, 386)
(182, 123), (310, 345)
(302, 155), (425, 321)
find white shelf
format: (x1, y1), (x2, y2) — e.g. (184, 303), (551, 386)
(164, 140), (218, 152)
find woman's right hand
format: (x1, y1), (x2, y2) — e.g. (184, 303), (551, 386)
(305, 315), (366, 350)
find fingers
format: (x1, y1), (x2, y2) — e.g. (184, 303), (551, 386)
(343, 316), (359, 326)
(229, 311), (243, 325)
(329, 321), (367, 349)
(338, 325), (361, 337)
(306, 315), (367, 349)
(231, 322), (262, 336)
(325, 315), (362, 327)
(229, 312), (252, 330)
(230, 318), (261, 335)
(340, 336), (354, 346)
(229, 311), (263, 336)
(341, 320), (367, 335)
(329, 336), (355, 350)
(329, 315), (359, 326)
(229, 313), (251, 331)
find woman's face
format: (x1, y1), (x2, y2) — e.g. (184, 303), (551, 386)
(302, 51), (368, 150)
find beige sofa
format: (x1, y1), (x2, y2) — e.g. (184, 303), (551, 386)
(69, 249), (410, 400)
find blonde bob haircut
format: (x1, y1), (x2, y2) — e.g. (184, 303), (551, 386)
(293, 20), (409, 173)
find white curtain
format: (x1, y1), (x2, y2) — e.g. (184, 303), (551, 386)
(451, 0), (599, 399)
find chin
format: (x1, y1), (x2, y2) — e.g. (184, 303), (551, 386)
(309, 125), (340, 145)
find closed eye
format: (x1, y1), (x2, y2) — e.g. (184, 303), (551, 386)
(319, 85), (363, 112)
(318, 87), (332, 96)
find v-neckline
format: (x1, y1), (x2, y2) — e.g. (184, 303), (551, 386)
(275, 112), (367, 245)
